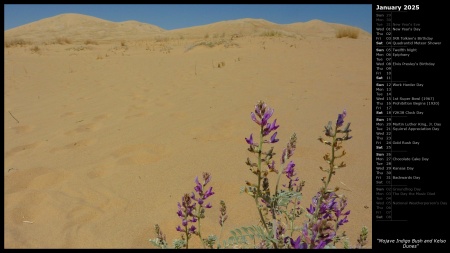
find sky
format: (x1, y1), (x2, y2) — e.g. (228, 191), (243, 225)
(4, 4), (372, 34)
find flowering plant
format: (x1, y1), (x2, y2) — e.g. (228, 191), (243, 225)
(150, 101), (368, 249)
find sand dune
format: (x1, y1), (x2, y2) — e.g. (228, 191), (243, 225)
(4, 13), (372, 248)
(5, 13), (371, 43)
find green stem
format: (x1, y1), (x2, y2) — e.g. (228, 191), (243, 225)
(289, 195), (300, 237)
(255, 126), (269, 232)
(274, 171), (283, 198)
(185, 228), (189, 249)
(197, 211), (206, 249)
(313, 130), (337, 222)
(218, 224), (224, 248)
(254, 125), (277, 248)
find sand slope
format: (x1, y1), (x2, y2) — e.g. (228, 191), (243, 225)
(4, 13), (372, 248)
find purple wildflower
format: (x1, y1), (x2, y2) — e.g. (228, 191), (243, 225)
(284, 161), (296, 177)
(190, 172), (215, 224)
(263, 119), (279, 136)
(289, 236), (307, 249)
(194, 177), (202, 194)
(245, 134), (254, 145)
(176, 194), (197, 235)
(269, 132), (279, 143)
(250, 101), (275, 127)
(250, 112), (261, 125)
(336, 109), (347, 127)
(261, 107), (274, 126)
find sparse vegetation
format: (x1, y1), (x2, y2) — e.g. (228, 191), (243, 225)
(65, 46), (92, 51)
(335, 27), (359, 39)
(213, 32), (226, 39)
(121, 40), (127, 47)
(185, 39), (239, 52)
(4, 38), (32, 48)
(84, 39), (99, 45)
(155, 36), (170, 43)
(260, 30), (283, 37)
(30, 45), (40, 53)
(160, 45), (173, 54)
(55, 37), (72, 44)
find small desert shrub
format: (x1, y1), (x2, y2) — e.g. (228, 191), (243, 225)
(30, 45), (40, 53)
(155, 36), (170, 43)
(66, 45), (91, 51)
(150, 101), (369, 249)
(84, 39), (98, 45)
(5, 38), (31, 47)
(121, 40), (127, 47)
(261, 30), (282, 37)
(335, 27), (359, 39)
(55, 37), (72, 44)
(184, 39), (239, 52)
(160, 45), (172, 54)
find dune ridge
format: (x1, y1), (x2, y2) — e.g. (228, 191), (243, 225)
(5, 13), (371, 43)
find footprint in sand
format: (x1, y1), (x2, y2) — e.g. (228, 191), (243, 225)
(64, 122), (101, 136)
(64, 113), (110, 136)
(124, 104), (149, 119)
(4, 167), (69, 194)
(10, 125), (33, 134)
(86, 160), (116, 179)
(190, 119), (237, 141)
(111, 143), (167, 166)
(60, 111), (78, 118)
(49, 139), (97, 153)
(5, 141), (44, 158)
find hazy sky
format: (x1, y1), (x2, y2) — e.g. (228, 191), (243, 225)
(4, 4), (372, 33)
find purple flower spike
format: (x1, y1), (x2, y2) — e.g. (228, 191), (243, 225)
(194, 177), (202, 193)
(284, 161), (296, 177)
(262, 119), (279, 136)
(338, 216), (349, 227)
(204, 187), (214, 198)
(189, 225), (196, 233)
(314, 240), (327, 249)
(336, 109), (347, 127)
(306, 204), (315, 214)
(251, 112), (261, 125)
(270, 132), (279, 143)
(261, 108), (274, 126)
(270, 119), (279, 131)
(245, 134), (254, 145)
(205, 203), (212, 208)
(290, 236), (306, 249)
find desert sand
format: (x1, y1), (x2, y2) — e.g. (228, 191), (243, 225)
(4, 13), (372, 248)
